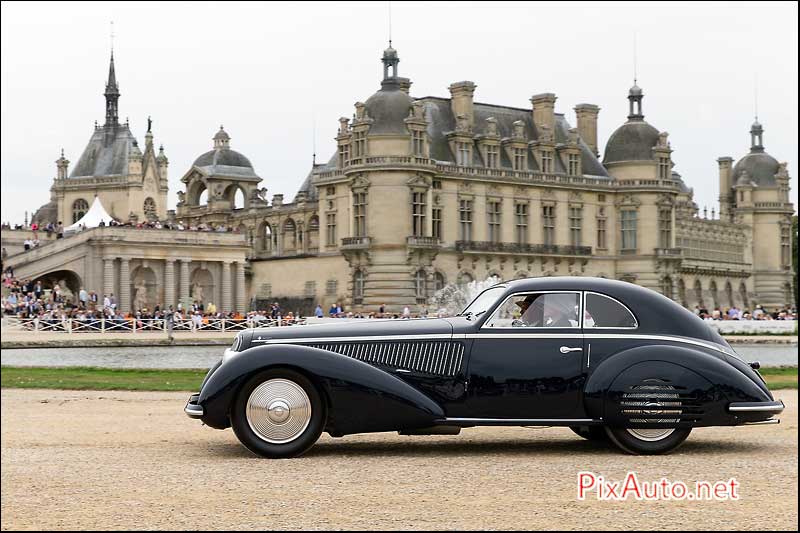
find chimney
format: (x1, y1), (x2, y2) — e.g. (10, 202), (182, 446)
(531, 93), (557, 134)
(398, 78), (412, 94)
(717, 157), (733, 192)
(574, 103), (600, 156)
(449, 81), (477, 130)
(272, 194), (283, 207)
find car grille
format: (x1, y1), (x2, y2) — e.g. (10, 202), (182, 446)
(308, 341), (465, 378)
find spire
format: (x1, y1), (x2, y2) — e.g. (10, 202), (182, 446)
(104, 50), (120, 126)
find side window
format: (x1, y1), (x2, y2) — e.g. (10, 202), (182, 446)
(584, 293), (637, 328)
(483, 293), (580, 328)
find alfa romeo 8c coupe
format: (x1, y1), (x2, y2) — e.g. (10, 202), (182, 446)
(185, 277), (783, 458)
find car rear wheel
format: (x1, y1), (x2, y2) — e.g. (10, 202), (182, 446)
(570, 425), (608, 441)
(606, 381), (691, 454)
(230, 368), (325, 458)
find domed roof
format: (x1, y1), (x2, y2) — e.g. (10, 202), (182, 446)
(732, 151), (779, 187)
(213, 126), (230, 141)
(193, 148), (253, 168)
(364, 83), (413, 135)
(602, 120), (660, 164)
(629, 83), (643, 96)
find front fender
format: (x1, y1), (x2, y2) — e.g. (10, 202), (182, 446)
(198, 343), (444, 434)
(584, 344), (773, 427)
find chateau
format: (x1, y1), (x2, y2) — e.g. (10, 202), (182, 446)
(5, 44), (795, 314)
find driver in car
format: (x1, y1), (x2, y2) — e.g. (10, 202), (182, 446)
(514, 295), (575, 327)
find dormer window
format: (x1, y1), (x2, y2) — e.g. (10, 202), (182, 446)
(568, 153), (580, 176)
(513, 148), (526, 171)
(412, 130), (426, 157)
(338, 143), (350, 167)
(456, 142), (472, 166)
(485, 145), (500, 168)
(658, 156), (670, 179)
(353, 130), (367, 158)
(541, 150), (553, 173)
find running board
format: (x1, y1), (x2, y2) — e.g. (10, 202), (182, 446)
(436, 418), (601, 427)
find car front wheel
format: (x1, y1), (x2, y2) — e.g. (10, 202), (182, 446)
(230, 368), (325, 458)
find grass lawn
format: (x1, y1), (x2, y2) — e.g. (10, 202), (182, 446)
(1, 365), (796, 392)
(0, 366), (207, 392)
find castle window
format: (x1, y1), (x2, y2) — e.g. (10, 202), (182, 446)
(432, 180), (442, 189)
(515, 202), (528, 244)
(659, 208), (673, 248)
(143, 197), (157, 220)
(486, 145), (500, 168)
(353, 270), (365, 304)
(338, 143), (350, 167)
(781, 224), (791, 267)
(658, 156), (671, 180)
(326, 279), (338, 296)
(487, 200), (502, 243)
(456, 142), (471, 166)
(620, 209), (638, 251)
(541, 150), (554, 173)
(459, 199), (473, 241)
(326, 213), (337, 246)
(353, 192), (368, 237)
(542, 205), (556, 246)
(596, 217), (607, 250)
(513, 148), (526, 171)
(304, 281), (316, 298)
(568, 153), (580, 176)
(412, 130), (426, 157)
(353, 130), (367, 158)
(433, 272), (446, 293)
(432, 208), (442, 240)
(569, 206), (583, 246)
(415, 270), (427, 302)
(71, 198), (89, 224)
(412, 191), (426, 237)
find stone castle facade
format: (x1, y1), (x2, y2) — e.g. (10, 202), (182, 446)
(10, 45), (796, 313)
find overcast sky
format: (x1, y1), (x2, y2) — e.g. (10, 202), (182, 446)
(1, 1), (797, 224)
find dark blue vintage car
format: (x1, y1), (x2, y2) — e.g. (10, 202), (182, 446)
(185, 277), (783, 457)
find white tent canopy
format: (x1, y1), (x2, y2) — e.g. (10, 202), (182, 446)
(65, 196), (116, 234)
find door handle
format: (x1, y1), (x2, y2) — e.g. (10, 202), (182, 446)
(559, 346), (583, 354)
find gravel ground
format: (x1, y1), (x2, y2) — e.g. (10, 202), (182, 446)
(1, 388), (797, 530)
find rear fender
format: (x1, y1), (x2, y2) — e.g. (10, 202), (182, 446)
(198, 343), (444, 434)
(584, 345), (772, 427)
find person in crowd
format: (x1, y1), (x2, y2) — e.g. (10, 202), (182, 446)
(314, 303), (324, 318)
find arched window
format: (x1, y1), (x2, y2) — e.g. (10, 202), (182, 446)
(709, 281), (719, 310)
(433, 272), (446, 293)
(694, 279), (704, 307)
(283, 218), (297, 249)
(353, 270), (365, 304)
(725, 281), (734, 308)
(308, 216), (320, 232)
(233, 188), (245, 210)
(415, 270), (427, 302)
(198, 188), (208, 206)
(143, 197), (157, 220)
(458, 271), (474, 285)
(739, 282), (749, 310)
(661, 276), (673, 300)
(784, 282), (793, 308)
(677, 279), (687, 307)
(72, 199), (89, 223)
(261, 223), (272, 252)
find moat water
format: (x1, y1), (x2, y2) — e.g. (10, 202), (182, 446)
(1, 343), (796, 369)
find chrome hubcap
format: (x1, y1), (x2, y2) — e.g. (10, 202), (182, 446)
(246, 378), (311, 444)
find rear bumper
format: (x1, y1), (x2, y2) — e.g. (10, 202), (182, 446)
(184, 393), (204, 419)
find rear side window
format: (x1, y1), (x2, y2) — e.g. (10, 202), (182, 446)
(584, 293), (637, 328)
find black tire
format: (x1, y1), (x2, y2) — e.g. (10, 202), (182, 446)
(570, 425), (608, 441)
(605, 426), (691, 455)
(230, 368), (325, 459)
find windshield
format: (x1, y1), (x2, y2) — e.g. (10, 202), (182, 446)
(460, 286), (506, 317)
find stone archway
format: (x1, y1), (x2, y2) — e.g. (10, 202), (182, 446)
(32, 269), (83, 303)
(187, 178), (208, 206)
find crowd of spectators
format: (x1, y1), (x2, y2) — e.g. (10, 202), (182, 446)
(2, 218), (244, 236)
(694, 304), (796, 321)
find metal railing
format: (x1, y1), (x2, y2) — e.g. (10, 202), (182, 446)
(455, 240), (592, 256)
(1, 316), (307, 334)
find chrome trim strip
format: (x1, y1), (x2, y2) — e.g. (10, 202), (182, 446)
(740, 419), (780, 425)
(251, 333), (449, 344)
(184, 403), (204, 417)
(729, 402), (785, 412)
(439, 417), (599, 425)
(583, 334), (733, 356)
